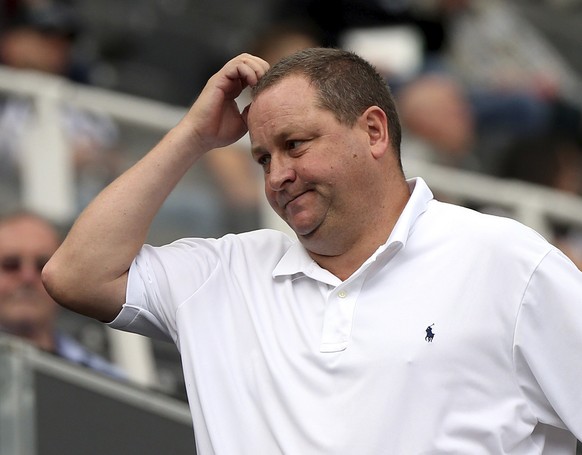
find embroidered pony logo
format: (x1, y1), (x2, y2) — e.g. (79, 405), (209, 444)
(425, 324), (435, 342)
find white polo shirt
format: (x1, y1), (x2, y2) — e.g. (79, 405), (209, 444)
(110, 178), (582, 455)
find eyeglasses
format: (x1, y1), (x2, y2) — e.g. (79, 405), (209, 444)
(0, 255), (50, 275)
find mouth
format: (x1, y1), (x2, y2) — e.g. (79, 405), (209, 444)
(281, 190), (310, 210)
(5, 287), (45, 305)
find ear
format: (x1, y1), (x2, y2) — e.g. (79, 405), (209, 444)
(361, 106), (389, 159)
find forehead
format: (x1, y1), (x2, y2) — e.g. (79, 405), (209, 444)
(247, 75), (324, 140)
(250, 75), (317, 117)
(0, 217), (59, 255)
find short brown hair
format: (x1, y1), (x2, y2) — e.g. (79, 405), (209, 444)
(252, 47), (402, 159)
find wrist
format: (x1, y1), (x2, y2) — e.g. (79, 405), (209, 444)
(169, 119), (211, 161)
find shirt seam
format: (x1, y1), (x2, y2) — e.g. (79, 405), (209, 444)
(174, 255), (222, 318)
(510, 247), (554, 421)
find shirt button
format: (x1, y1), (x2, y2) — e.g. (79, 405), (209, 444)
(338, 290), (347, 298)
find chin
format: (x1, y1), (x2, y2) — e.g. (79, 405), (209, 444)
(290, 220), (319, 238)
(293, 227), (313, 237)
(296, 223), (329, 243)
(288, 213), (324, 236)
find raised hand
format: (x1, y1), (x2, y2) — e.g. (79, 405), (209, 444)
(182, 53), (270, 152)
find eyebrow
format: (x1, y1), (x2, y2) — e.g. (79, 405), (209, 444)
(250, 144), (267, 160)
(250, 127), (302, 157)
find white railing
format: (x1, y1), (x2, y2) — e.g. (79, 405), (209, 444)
(1, 66), (176, 388)
(4, 65), (582, 233)
(405, 159), (582, 240)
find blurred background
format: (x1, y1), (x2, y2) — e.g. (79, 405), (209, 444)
(1, 0), (582, 406)
(22, 0), (582, 107)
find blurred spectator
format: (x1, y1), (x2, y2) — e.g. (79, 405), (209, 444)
(247, 20), (323, 65)
(397, 74), (582, 174)
(0, 0), (122, 211)
(0, 210), (125, 379)
(500, 133), (582, 195)
(396, 74), (474, 163)
(499, 133), (582, 270)
(0, 0), (85, 81)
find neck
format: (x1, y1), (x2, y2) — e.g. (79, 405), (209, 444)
(308, 180), (410, 281)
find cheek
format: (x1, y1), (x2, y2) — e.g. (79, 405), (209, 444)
(0, 277), (14, 295)
(263, 186), (279, 210)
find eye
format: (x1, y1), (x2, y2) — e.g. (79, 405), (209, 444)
(256, 154), (271, 166)
(286, 140), (304, 150)
(255, 153), (271, 173)
(0, 256), (20, 273)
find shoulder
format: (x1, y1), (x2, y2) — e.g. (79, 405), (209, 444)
(138, 229), (296, 274)
(224, 228), (296, 252)
(429, 200), (545, 239)
(418, 200), (552, 260)
(168, 229), (294, 255)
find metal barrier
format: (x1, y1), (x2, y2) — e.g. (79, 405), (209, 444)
(0, 335), (195, 455)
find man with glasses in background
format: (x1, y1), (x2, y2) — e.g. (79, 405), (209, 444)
(0, 211), (124, 379)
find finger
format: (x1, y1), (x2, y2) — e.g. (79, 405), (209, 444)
(229, 54), (270, 87)
(242, 54), (270, 80)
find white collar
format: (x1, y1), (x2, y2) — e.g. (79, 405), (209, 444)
(272, 177), (433, 282)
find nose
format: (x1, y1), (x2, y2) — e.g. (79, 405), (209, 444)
(18, 262), (42, 284)
(267, 154), (296, 192)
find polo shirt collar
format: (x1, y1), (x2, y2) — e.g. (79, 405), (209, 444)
(272, 177), (433, 281)
(383, 176), (433, 250)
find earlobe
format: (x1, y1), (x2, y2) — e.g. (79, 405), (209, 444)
(363, 106), (389, 159)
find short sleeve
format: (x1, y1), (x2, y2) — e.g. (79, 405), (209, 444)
(514, 248), (582, 438)
(108, 239), (222, 342)
(108, 285), (172, 342)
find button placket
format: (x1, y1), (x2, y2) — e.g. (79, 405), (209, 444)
(319, 279), (364, 353)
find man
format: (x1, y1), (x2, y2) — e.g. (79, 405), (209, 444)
(43, 49), (582, 454)
(0, 1), (122, 213)
(0, 211), (124, 378)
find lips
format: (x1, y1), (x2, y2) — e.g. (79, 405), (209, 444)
(278, 190), (310, 210)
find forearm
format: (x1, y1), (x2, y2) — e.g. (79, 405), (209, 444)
(43, 53), (270, 322)
(43, 123), (206, 321)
